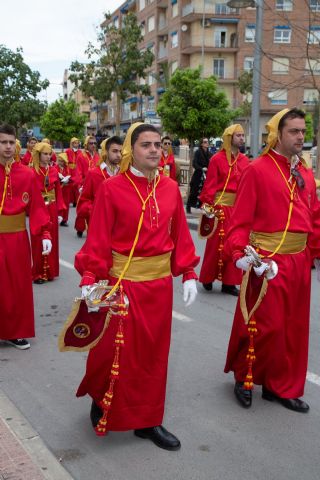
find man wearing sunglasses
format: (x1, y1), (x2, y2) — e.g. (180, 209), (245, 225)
(75, 135), (100, 238)
(158, 136), (177, 181)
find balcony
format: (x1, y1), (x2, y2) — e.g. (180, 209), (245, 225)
(182, 2), (239, 22)
(158, 19), (168, 32)
(181, 38), (238, 54)
(158, 46), (168, 59)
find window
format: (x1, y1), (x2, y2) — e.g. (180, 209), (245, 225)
(215, 4), (238, 14)
(140, 22), (145, 36)
(172, 0), (178, 17)
(276, 0), (293, 11)
(274, 27), (291, 43)
(139, 0), (145, 9)
(272, 57), (289, 74)
(148, 72), (155, 86)
(308, 27), (320, 44)
(306, 59), (320, 74)
(147, 15), (155, 32)
(171, 61), (178, 73)
(245, 25), (255, 42)
(268, 89), (287, 105)
(113, 16), (119, 28)
(303, 89), (319, 104)
(171, 31), (178, 48)
(310, 0), (320, 11)
(214, 28), (227, 47)
(213, 59), (225, 78)
(148, 97), (155, 111)
(244, 57), (254, 72)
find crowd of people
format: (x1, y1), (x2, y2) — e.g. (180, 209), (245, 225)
(0, 107), (320, 451)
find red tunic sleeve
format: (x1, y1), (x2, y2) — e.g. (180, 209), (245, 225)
(199, 154), (219, 205)
(28, 170), (51, 238)
(76, 170), (97, 221)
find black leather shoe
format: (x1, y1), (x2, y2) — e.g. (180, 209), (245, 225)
(60, 220), (68, 226)
(262, 387), (309, 413)
(234, 381), (252, 408)
(202, 282), (213, 291)
(77, 231), (83, 238)
(134, 425), (181, 451)
(221, 284), (239, 296)
(90, 401), (103, 428)
(33, 278), (45, 284)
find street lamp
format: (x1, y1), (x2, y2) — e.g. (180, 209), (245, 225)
(227, 0), (264, 157)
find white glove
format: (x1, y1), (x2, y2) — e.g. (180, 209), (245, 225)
(79, 186), (83, 194)
(42, 239), (52, 255)
(58, 216), (63, 223)
(236, 255), (255, 272)
(183, 279), (197, 307)
(314, 258), (320, 282)
(61, 175), (71, 184)
(58, 173), (64, 180)
(81, 285), (99, 312)
(253, 262), (270, 277)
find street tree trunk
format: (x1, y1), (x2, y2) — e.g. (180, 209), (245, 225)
(115, 91), (121, 137)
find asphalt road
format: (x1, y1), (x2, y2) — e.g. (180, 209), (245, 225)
(1, 206), (320, 480)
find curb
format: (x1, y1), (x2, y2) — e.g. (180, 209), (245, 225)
(0, 390), (73, 480)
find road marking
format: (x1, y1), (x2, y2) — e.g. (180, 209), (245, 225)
(172, 310), (193, 322)
(59, 259), (74, 269)
(307, 371), (320, 386)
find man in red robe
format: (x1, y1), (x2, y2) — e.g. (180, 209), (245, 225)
(74, 123), (199, 450)
(76, 136), (122, 229)
(74, 135), (100, 238)
(65, 137), (81, 206)
(224, 108), (320, 413)
(0, 125), (51, 350)
(198, 125), (249, 296)
(158, 136), (176, 181)
(21, 136), (38, 166)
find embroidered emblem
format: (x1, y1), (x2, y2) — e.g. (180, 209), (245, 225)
(73, 323), (91, 339)
(22, 192), (29, 204)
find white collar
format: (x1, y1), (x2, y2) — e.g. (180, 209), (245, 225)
(129, 165), (160, 178)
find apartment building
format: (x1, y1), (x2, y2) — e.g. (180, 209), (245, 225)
(90, 0), (320, 143)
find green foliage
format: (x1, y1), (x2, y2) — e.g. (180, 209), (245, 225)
(40, 99), (87, 144)
(0, 45), (49, 128)
(305, 112), (314, 142)
(157, 68), (235, 143)
(238, 70), (253, 96)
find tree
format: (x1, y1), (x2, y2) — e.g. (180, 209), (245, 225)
(0, 45), (49, 129)
(237, 70), (253, 142)
(157, 68), (236, 182)
(69, 12), (154, 135)
(40, 99), (87, 147)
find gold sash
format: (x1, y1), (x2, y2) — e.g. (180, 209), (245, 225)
(250, 231), (307, 254)
(214, 191), (236, 206)
(0, 212), (26, 233)
(110, 251), (171, 281)
(42, 190), (56, 204)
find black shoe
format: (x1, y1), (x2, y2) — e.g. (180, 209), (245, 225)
(221, 284), (239, 296)
(60, 221), (69, 226)
(4, 339), (30, 350)
(134, 425), (181, 451)
(73, 203), (77, 207)
(77, 231), (83, 238)
(202, 282), (213, 291)
(34, 278), (45, 284)
(262, 387), (309, 413)
(90, 401), (103, 428)
(234, 381), (252, 408)
(186, 206), (191, 214)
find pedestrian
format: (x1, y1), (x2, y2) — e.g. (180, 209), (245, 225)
(72, 122), (199, 449)
(198, 125), (249, 295)
(0, 124), (51, 350)
(21, 136), (38, 166)
(76, 136), (122, 229)
(55, 152), (72, 226)
(74, 135), (100, 238)
(224, 108), (320, 412)
(31, 142), (65, 284)
(42, 138), (57, 164)
(64, 137), (81, 207)
(158, 136), (177, 181)
(186, 137), (211, 213)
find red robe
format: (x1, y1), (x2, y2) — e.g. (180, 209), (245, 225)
(54, 163), (73, 222)
(65, 148), (81, 205)
(224, 150), (320, 398)
(159, 152), (176, 181)
(199, 150), (249, 285)
(76, 164), (114, 228)
(75, 150), (100, 233)
(21, 150), (32, 166)
(75, 170), (199, 430)
(31, 166), (66, 281)
(0, 162), (50, 339)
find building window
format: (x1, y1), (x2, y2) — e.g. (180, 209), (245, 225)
(214, 28), (227, 47)
(215, 4), (238, 14)
(275, 0), (293, 11)
(272, 57), (289, 74)
(139, 0), (145, 9)
(213, 59), (225, 78)
(148, 97), (155, 111)
(113, 16), (119, 28)
(303, 88), (319, 104)
(140, 21), (145, 36)
(148, 72), (155, 85)
(268, 89), (288, 105)
(274, 27), (291, 43)
(244, 57), (254, 72)
(308, 27), (320, 44)
(172, 0), (178, 17)
(171, 60), (178, 73)
(310, 0), (320, 12)
(148, 15), (155, 32)
(306, 59), (320, 74)
(171, 31), (178, 48)
(245, 25), (255, 42)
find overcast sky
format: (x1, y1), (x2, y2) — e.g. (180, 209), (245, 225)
(2, 0), (124, 103)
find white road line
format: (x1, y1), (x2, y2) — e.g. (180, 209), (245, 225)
(59, 257), (320, 385)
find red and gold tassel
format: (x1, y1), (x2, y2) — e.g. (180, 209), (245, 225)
(244, 316), (258, 390)
(217, 209), (225, 281)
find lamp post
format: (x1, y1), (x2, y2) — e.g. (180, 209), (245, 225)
(227, 0), (264, 157)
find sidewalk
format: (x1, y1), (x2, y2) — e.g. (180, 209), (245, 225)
(0, 390), (73, 480)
